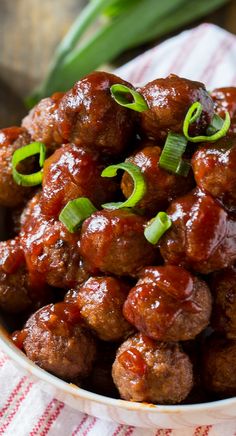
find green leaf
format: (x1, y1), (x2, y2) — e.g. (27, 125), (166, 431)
(39, 0), (186, 96)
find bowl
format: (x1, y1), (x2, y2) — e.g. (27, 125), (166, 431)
(0, 321), (235, 429)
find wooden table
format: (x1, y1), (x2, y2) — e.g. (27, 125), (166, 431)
(0, 0), (235, 127)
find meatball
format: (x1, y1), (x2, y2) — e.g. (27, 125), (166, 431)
(210, 267), (236, 339)
(68, 277), (133, 341)
(41, 144), (118, 218)
(80, 209), (158, 277)
(159, 189), (236, 274)
(57, 71), (137, 156)
(192, 136), (236, 212)
(123, 266), (212, 341)
(139, 74), (214, 141)
(121, 143), (194, 214)
(0, 127), (34, 207)
(202, 335), (236, 397)
(22, 92), (64, 151)
(0, 238), (49, 313)
(21, 198), (88, 288)
(112, 333), (193, 404)
(22, 303), (97, 380)
(211, 87), (236, 134)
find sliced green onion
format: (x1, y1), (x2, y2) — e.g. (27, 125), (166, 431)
(206, 113), (225, 135)
(12, 142), (46, 186)
(144, 211), (172, 245)
(101, 162), (146, 209)
(110, 84), (148, 112)
(183, 101), (230, 142)
(159, 132), (190, 176)
(59, 197), (97, 233)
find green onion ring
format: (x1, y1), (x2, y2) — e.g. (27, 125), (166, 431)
(183, 101), (230, 142)
(101, 162), (146, 209)
(59, 197), (97, 233)
(110, 84), (149, 112)
(12, 142), (46, 186)
(159, 132), (190, 177)
(144, 211), (172, 245)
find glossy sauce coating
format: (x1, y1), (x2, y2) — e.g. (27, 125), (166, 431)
(20, 194), (87, 288)
(80, 209), (158, 277)
(123, 265), (211, 341)
(0, 127), (34, 207)
(211, 87), (236, 134)
(139, 74), (214, 141)
(22, 92), (64, 151)
(121, 143), (194, 215)
(57, 71), (138, 156)
(192, 135), (236, 212)
(112, 332), (193, 404)
(22, 303), (97, 380)
(41, 144), (118, 218)
(69, 276), (133, 341)
(159, 189), (236, 273)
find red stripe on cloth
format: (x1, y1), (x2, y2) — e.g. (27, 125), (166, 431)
(30, 398), (64, 436)
(29, 399), (57, 435)
(200, 36), (235, 84)
(167, 24), (209, 76)
(156, 430), (172, 436)
(194, 425), (212, 436)
(40, 401), (64, 436)
(0, 376), (27, 419)
(72, 414), (89, 436)
(82, 417), (97, 436)
(124, 426), (134, 436)
(0, 358), (7, 368)
(112, 423), (123, 436)
(131, 50), (157, 84)
(0, 381), (33, 435)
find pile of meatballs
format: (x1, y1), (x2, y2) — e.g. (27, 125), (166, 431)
(0, 71), (236, 405)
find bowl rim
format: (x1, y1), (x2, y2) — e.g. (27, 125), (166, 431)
(1, 327), (236, 415)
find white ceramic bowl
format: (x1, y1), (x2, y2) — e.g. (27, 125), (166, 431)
(0, 322), (235, 429)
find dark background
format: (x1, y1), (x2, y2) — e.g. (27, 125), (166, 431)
(0, 0), (236, 127)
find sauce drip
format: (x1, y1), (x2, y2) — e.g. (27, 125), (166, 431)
(118, 347), (147, 376)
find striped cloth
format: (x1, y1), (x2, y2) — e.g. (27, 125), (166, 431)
(1, 22), (236, 436)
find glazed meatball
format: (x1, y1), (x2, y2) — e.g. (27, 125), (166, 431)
(112, 333), (193, 404)
(57, 71), (137, 156)
(121, 143), (194, 214)
(202, 335), (236, 397)
(210, 267), (236, 339)
(0, 127), (34, 207)
(22, 92), (64, 151)
(123, 266), (212, 341)
(41, 144), (118, 218)
(80, 209), (158, 277)
(0, 238), (49, 313)
(22, 303), (97, 380)
(160, 189), (236, 274)
(68, 277), (133, 341)
(192, 136), (236, 212)
(211, 87), (236, 134)
(139, 74), (214, 141)
(21, 197), (88, 288)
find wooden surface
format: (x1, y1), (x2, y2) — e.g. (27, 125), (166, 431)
(0, 0), (236, 127)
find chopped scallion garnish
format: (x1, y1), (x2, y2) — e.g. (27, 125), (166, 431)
(59, 197), (97, 233)
(101, 162), (146, 209)
(110, 84), (148, 112)
(183, 101), (230, 142)
(144, 211), (172, 245)
(12, 142), (46, 186)
(159, 132), (190, 176)
(206, 113), (225, 135)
